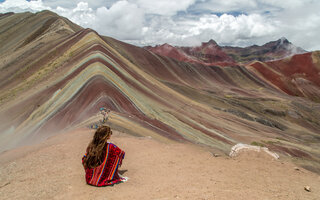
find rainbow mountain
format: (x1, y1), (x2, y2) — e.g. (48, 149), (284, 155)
(0, 10), (320, 173)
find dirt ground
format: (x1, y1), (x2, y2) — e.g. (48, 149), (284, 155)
(0, 128), (319, 200)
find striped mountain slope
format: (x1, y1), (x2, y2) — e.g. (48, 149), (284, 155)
(0, 11), (319, 173)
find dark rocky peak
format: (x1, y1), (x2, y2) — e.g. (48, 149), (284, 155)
(263, 37), (292, 49)
(161, 43), (174, 48)
(279, 37), (289, 44)
(265, 37), (307, 54)
(202, 39), (218, 47)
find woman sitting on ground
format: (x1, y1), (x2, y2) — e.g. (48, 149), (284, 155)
(82, 125), (126, 186)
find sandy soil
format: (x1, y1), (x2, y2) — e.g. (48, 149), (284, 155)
(0, 128), (319, 200)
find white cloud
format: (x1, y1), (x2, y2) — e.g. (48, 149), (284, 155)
(258, 0), (309, 9)
(269, 1), (320, 51)
(192, 0), (313, 14)
(93, 1), (144, 39)
(135, 13), (277, 47)
(27, 1), (145, 40)
(42, 0), (116, 9)
(54, 2), (95, 27)
(193, 14), (276, 44)
(0, 0), (49, 13)
(1, 0), (320, 50)
(193, 0), (258, 13)
(132, 0), (196, 15)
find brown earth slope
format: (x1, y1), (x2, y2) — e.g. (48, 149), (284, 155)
(0, 11), (319, 176)
(0, 128), (319, 200)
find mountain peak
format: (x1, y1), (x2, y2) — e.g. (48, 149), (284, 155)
(263, 37), (290, 47)
(208, 39), (217, 44)
(279, 36), (289, 42)
(161, 43), (173, 48)
(278, 37), (290, 45)
(202, 39), (218, 46)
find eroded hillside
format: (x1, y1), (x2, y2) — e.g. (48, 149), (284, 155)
(0, 11), (319, 173)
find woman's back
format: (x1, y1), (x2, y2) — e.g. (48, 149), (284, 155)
(82, 126), (126, 187)
(83, 142), (125, 186)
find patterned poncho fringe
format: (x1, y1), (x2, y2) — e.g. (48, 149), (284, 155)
(82, 143), (125, 186)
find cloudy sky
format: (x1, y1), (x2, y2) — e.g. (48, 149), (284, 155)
(1, 0), (320, 50)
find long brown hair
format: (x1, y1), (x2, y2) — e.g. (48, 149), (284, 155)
(83, 125), (112, 169)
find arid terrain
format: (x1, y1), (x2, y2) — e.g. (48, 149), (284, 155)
(1, 128), (319, 200)
(0, 10), (320, 199)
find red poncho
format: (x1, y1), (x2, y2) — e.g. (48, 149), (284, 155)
(82, 143), (125, 186)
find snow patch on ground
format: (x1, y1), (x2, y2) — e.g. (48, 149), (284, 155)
(229, 143), (279, 159)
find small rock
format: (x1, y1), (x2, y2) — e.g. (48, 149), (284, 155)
(304, 186), (311, 192)
(210, 152), (220, 157)
(294, 167), (300, 171)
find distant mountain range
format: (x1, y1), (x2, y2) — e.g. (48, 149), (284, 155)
(145, 37), (307, 66)
(0, 10), (319, 173)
